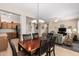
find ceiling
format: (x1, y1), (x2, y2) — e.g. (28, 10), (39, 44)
(0, 3), (79, 21)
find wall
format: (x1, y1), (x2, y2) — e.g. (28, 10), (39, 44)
(39, 23), (47, 37)
(1, 14), (20, 23)
(49, 19), (78, 33)
(77, 19), (79, 39)
(78, 20), (79, 33)
(26, 17), (33, 34)
(20, 16), (27, 41)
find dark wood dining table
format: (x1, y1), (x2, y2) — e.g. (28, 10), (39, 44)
(18, 38), (41, 55)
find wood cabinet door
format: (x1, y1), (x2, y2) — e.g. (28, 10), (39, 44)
(1, 22), (8, 29)
(0, 19), (1, 28)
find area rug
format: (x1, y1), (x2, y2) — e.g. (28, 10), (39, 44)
(57, 41), (79, 53)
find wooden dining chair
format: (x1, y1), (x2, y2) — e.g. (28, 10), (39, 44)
(9, 39), (27, 56)
(32, 33), (39, 39)
(34, 33), (52, 56)
(23, 34), (32, 41)
(33, 39), (49, 56)
(48, 36), (56, 56)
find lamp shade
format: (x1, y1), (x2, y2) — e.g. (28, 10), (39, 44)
(67, 29), (72, 33)
(73, 28), (77, 32)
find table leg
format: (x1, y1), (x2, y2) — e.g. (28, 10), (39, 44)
(18, 43), (21, 51)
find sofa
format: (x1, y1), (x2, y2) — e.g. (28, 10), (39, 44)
(55, 34), (66, 44)
(63, 34), (73, 46)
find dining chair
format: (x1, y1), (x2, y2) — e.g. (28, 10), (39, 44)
(32, 33), (39, 39)
(34, 33), (52, 56)
(23, 34), (32, 41)
(47, 33), (53, 39)
(48, 35), (56, 56)
(41, 33), (47, 40)
(9, 39), (27, 56)
(33, 39), (49, 56)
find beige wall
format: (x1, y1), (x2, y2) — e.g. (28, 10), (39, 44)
(1, 14), (20, 23)
(49, 19), (78, 33)
(39, 23), (47, 37)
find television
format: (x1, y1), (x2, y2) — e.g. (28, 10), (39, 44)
(58, 28), (67, 36)
(59, 28), (66, 32)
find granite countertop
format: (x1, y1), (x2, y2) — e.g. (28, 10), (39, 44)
(0, 33), (7, 37)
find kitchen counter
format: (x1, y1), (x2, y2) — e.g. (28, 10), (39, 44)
(0, 33), (8, 51)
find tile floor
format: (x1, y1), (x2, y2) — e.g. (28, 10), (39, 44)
(0, 39), (79, 56)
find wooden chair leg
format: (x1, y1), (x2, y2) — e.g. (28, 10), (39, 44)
(48, 48), (51, 56)
(18, 44), (21, 51)
(53, 50), (55, 56)
(53, 47), (55, 56)
(45, 52), (48, 56)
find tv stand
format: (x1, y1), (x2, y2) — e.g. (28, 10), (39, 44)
(58, 31), (67, 36)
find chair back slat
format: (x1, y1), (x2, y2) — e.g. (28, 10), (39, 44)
(23, 34), (31, 41)
(39, 40), (49, 55)
(32, 33), (39, 39)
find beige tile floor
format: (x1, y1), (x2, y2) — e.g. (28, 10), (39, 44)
(0, 39), (79, 56)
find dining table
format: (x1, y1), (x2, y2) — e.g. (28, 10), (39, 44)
(18, 38), (41, 55)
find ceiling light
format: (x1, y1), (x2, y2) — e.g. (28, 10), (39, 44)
(54, 19), (58, 22)
(39, 20), (45, 23)
(31, 19), (45, 23)
(31, 20), (37, 23)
